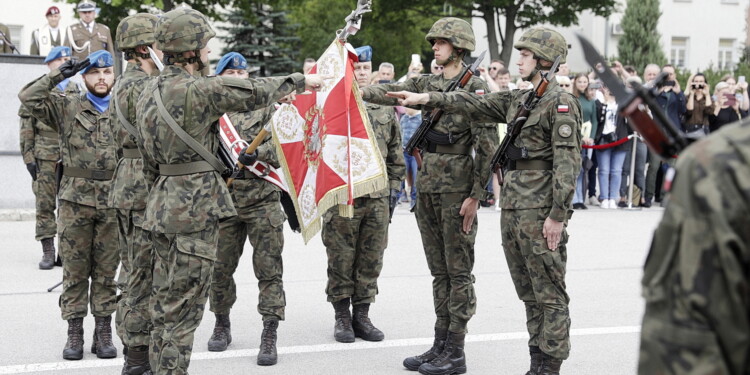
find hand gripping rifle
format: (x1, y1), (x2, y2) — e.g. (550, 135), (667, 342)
(405, 50), (486, 169)
(489, 56), (561, 185)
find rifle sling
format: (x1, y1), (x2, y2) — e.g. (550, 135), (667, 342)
(112, 81), (140, 141)
(152, 86), (227, 175)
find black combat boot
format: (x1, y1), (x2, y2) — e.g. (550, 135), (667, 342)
(257, 318), (279, 366)
(39, 238), (55, 270)
(403, 328), (448, 371)
(525, 346), (543, 375)
(539, 353), (562, 375)
(62, 317), (84, 360)
(207, 314), (232, 351)
(122, 345), (152, 375)
(352, 303), (384, 341)
(332, 298), (355, 343)
(92, 315), (117, 358)
(417, 331), (466, 375)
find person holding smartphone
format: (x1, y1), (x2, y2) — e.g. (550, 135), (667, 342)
(710, 81), (742, 133)
(684, 73), (713, 135)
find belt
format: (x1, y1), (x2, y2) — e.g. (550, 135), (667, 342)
(63, 166), (114, 180)
(514, 160), (553, 170)
(424, 142), (472, 156)
(159, 161), (215, 176)
(234, 169), (261, 180)
(38, 130), (58, 138)
(122, 148), (141, 159)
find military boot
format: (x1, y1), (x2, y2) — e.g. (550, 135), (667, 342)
(207, 314), (232, 351)
(539, 353), (562, 375)
(122, 345), (152, 375)
(63, 318), (84, 360)
(417, 332), (466, 375)
(257, 318), (279, 366)
(92, 315), (117, 358)
(525, 346), (543, 375)
(403, 328), (448, 371)
(352, 303), (384, 341)
(332, 298), (355, 343)
(39, 238), (55, 270)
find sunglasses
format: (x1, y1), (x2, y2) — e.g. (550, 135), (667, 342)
(433, 66), (444, 70)
(560, 84), (570, 87)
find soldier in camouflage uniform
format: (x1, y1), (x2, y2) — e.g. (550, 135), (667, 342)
(322, 45), (405, 344)
(136, 8), (321, 374)
(360, 18), (497, 375)
(206, 52), (287, 367)
(391, 27), (581, 375)
(110, 13), (161, 374)
(19, 49), (120, 361)
(18, 46), (81, 270)
(638, 121), (750, 374)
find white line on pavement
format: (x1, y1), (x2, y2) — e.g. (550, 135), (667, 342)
(0, 325), (640, 374)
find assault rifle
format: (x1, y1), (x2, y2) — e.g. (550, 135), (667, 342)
(489, 56), (561, 185)
(404, 50), (486, 169)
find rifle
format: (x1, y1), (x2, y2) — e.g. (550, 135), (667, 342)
(489, 56), (561, 185)
(404, 50), (487, 169)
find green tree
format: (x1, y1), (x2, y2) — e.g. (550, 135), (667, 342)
(219, 4), (301, 76)
(617, 0), (666, 72)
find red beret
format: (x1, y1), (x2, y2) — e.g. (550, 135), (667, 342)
(46, 6), (60, 16)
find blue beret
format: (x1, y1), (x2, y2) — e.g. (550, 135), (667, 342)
(215, 52), (247, 76)
(81, 50), (113, 74)
(354, 46), (372, 63)
(44, 46), (71, 63)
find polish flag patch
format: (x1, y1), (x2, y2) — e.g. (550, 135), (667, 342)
(475, 89), (485, 95)
(557, 105), (569, 113)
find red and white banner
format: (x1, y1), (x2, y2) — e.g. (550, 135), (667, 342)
(270, 40), (387, 243)
(218, 113), (289, 192)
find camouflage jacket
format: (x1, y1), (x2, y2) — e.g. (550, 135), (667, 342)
(362, 102), (405, 198)
(18, 81), (81, 163)
(108, 63), (156, 213)
(639, 120), (750, 375)
(424, 80), (581, 222)
(227, 106), (282, 208)
(136, 64), (305, 234)
(19, 70), (117, 209)
(361, 74), (496, 200)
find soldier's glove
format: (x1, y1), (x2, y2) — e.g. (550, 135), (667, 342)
(59, 58), (91, 79)
(388, 188), (399, 221)
(237, 146), (258, 166)
(26, 162), (38, 181)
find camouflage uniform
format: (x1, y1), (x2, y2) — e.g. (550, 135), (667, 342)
(423, 57), (581, 363)
(137, 8), (306, 374)
(19, 69), (119, 321)
(638, 120), (750, 375)
(322, 102), (405, 304)
(18, 82), (81, 241)
(209, 106), (288, 321)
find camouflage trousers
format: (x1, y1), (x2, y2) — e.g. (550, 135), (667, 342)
(209, 194), (286, 320)
(33, 159), (57, 241)
(150, 225), (217, 375)
(501, 207), (570, 360)
(115, 209), (153, 348)
(57, 199), (118, 320)
(415, 192), (477, 334)
(322, 196), (388, 304)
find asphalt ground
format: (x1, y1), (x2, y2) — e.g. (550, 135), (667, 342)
(0, 203), (662, 374)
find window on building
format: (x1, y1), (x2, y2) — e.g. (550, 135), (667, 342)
(670, 37), (688, 68)
(718, 39), (735, 70)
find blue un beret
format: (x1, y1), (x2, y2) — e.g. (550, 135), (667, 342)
(354, 46), (372, 63)
(81, 50), (113, 74)
(215, 52), (248, 76)
(44, 46), (71, 63)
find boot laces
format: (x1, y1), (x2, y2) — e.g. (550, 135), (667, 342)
(428, 340), (454, 365)
(210, 326), (227, 342)
(67, 321), (83, 347)
(260, 329), (276, 354)
(335, 311), (352, 330)
(97, 322), (114, 346)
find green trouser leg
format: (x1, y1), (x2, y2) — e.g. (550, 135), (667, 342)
(34, 159), (58, 241)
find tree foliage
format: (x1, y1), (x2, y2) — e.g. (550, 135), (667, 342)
(617, 0), (666, 72)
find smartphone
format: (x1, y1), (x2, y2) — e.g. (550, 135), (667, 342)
(724, 92), (737, 106)
(411, 54), (420, 65)
(739, 76), (746, 84)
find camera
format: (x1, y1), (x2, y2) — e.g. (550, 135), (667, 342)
(691, 83), (704, 89)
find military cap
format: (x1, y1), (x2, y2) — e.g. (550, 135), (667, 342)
(354, 46), (372, 63)
(155, 8), (215, 54)
(215, 52), (247, 75)
(81, 50), (113, 74)
(514, 27), (567, 64)
(77, 0), (96, 12)
(425, 17), (475, 52)
(117, 13), (159, 50)
(46, 6), (60, 16)
(44, 46), (71, 63)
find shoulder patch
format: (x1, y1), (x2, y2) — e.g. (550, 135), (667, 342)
(557, 104), (569, 113)
(558, 124), (572, 138)
(475, 89), (485, 95)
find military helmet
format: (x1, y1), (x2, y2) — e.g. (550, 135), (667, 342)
(117, 13), (158, 50)
(155, 8), (215, 53)
(425, 17), (475, 52)
(514, 27), (567, 64)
